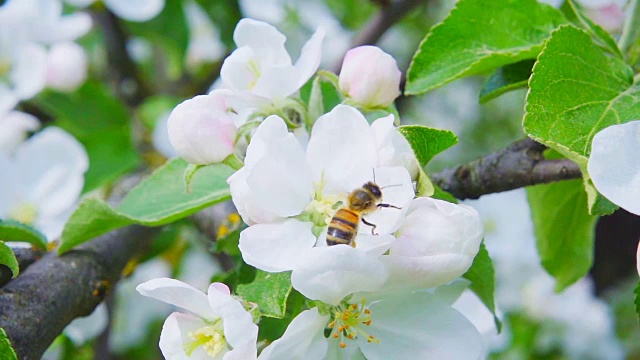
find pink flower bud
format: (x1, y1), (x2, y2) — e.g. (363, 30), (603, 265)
(339, 46), (401, 108)
(46, 42), (88, 92)
(167, 94), (237, 165)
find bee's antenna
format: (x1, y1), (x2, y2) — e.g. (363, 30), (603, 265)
(372, 167), (376, 183)
(381, 184), (403, 189)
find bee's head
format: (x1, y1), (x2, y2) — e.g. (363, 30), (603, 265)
(363, 181), (382, 200)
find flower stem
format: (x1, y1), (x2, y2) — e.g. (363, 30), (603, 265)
(223, 154), (244, 170)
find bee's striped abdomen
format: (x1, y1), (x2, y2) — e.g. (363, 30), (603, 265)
(326, 208), (360, 246)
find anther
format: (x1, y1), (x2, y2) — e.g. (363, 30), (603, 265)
(333, 333), (340, 339)
(340, 343), (347, 348)
(364, 309), (371, 314)
(362, 320), (372, 326)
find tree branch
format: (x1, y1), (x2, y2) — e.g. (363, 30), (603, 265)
(431, 138), (583, 199)
(0, 225), (158, 360)
(353, 0), (425, 47)
(93, 10), (150, 106)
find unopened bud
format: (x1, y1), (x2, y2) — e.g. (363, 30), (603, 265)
(167, 94), (237, 165)
(339, 46), (401, 108)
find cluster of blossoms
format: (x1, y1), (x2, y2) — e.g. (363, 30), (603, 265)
(0, 0), (168, 243)
(139, 18), (487, 359)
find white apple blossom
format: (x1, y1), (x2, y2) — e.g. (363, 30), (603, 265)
(339, 46), (402, 109)
(137, 278), (258, 360)
(230, 105), (417, 300)
(259, 291), (483, 360)
(0, 0), (91, 104)
(2, 0), (92, 45)
(0, 127), (88, 241)
(66, 0), (165, 22)
(46, 41), (88, 92)
(219, 18), (325, 107)
(167, 92), (239, 165)
(0, 109), (40, 154)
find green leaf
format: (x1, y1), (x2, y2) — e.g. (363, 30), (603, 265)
(35, 82), (140, 193)
(59, 159), (233, 253)
(463, 243), (501, 331)
(0, 242), (19, 279)
(527, 179), (598, 290)
(0, 220), (48, 250)
(236, 271), (293, 318)
(406, 0), (566, 95)
(398, 125), (458, 167)
(479, 60), (535, 103)
(0, 328), (17, 360)
(523, 25), (639, 214)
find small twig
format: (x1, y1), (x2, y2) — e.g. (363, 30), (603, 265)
(333, 0), (427, 72)
(431, 138), (583, 199)
(93, 10), (150, 106)
(0, 225), (158, 360)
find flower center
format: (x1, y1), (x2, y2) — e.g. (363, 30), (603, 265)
(246, 58), (261, 90)
(328, 299), (379, 348)
(298, 195), (343, 237)
(8, 202), (38, 225)
(184, 319), (228, 358)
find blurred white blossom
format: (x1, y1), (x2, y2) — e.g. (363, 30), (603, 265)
(461, 190), (624, 359)
(46, 41), (88, 92)
(0, 127), (88, 241)
(0, 109), (40, 154)
(184, 0), (224, 69)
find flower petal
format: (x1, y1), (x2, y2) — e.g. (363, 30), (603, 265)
(136, 278), (215, 319)
(306, 105), (377, 194)
(233, 18), (290, 66)
(220, 46), (259, 93)
(252, 64), (301, 100)
(293, 26), (325, 89)
(104, 0), (165, 22)
(291, 245), (388, 305)
(244, 117), (313, 217)
(0, 110), (40, 154)
(159, 312), (209, 360)
(358, 292), (483, 360)
(370, 114), (419, 180)
(11, 43), (47, 100)
(213, 283), (258, 360)
(0, 154), (19, 217)
(15, 127), (87, 214)
(588, 121), (640, 215)
(258, 308), (329, 360)
(229, 115), (312, 224)
(239, 219), (316, 272)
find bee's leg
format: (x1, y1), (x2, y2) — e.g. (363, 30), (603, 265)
(377, 203), (401, 210)
(361, 218), (378, 235)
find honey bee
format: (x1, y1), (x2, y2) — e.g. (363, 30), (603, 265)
(326, 181), (401, 247)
